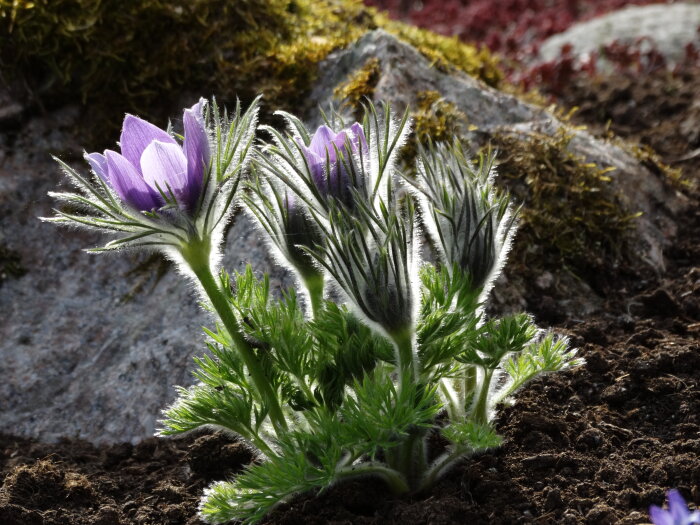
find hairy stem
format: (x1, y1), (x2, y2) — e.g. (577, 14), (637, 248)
(390, 327), (418, 387)
(336, 462), (410, 494)
(302, 272), (324, 319)
(472, 368), (493, 425)
(180, 237), (288, 434)
(419, 446), (467, 491)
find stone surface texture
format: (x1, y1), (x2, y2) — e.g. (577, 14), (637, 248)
(309, 30), (685, 273)
(535, 3), (700, 69)
(1, 29), (686, 444)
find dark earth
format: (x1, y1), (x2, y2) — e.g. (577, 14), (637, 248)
(2, 64), (699, 525)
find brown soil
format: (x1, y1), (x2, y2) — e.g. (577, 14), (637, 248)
(2, 70), (699, 525)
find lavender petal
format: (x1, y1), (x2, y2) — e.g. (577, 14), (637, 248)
(140, 141), (189, 207)
(119, 115), (177, 171)
(301, 145), (326, 191)
(309, 125), (336, 159)
(668, 490), (690, 523)
(349, 122), (369, 155)
(104, 150), (161, 211)
(183, 98), (209, 209)
(649, 506), (674, 525)
(84, 152), (109, 181)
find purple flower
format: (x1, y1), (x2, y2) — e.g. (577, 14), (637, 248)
(298, 123), (368, 205)
(650, 490), (700, 525)
(85, 99), (209, 212)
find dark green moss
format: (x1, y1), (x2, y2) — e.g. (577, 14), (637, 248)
(490, 127), (639, 277)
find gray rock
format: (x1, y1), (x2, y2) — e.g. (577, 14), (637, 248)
(535, 3), (700, 70)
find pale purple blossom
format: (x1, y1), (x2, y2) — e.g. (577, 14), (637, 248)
(650, 490), (700, 525)
(298, 123), (368, 205)
(86, 99), (209, 212)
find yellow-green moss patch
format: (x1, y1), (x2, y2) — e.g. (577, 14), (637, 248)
(491, 127), (640, 275)
(334, 57), (381, 117)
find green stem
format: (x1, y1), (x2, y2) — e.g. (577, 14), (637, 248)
(336, 462), (410, 494)
(398, 429), (428, 489)
(472, 368), (493, 425)
(390, 327), (418, 388)
(302, 272), (324, 319)
(439, 380), (461, 421)
(463, 365), (477, 407)
(181, 238), (288, 434)
(419, 446), (468, 491)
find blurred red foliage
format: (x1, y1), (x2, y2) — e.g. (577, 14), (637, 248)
(366, 0), (697, 93)
(366, 1), (676, 59)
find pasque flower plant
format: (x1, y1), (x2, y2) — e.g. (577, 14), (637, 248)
(46, 99), (582, 524)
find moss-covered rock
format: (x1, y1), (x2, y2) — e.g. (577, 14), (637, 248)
(490, 127), (639, 276)
(0, 0), (501, 134)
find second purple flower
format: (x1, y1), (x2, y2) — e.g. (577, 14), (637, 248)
(298, 122), (368, 206)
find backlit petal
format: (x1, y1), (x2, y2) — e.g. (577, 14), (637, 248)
(140, 141), (189, 207)
(85, 152), (108, 180)
(668, 490), (691, 522)
(183, 98), (209, 209)
(104, 150), (161, 211)
(119, 115), (177, 171)
(349, 122), (369, 156)
(309, 125), (336, 159)
(300, 144), (326, 190)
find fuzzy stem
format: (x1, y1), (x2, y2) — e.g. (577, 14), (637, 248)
(302, 272), (324, 319)
(390, 327), (418, 387)
(419, 446), (467, 491)
(398, 428), (428, 488)
(180, 237), (288, 434)
(463, 365), (477, 407)
(336, 462), (410, 494)
(439, 380), (461, 421)
(472, 368), (493, 425)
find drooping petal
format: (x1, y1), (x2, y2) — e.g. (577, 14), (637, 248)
(183, 98), (209, 209)
(84, 152), (109, 181)
(649, 506), (674, 525)
(119, 115), (177, 171)
(140, 141), (189, 207)
(104, 150), (161, 211)
(687, 510), (700, 525)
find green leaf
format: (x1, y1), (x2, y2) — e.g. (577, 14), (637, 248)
(339, 370), (442, 457)
(441, 419), (502, 451)
(498, 332), (582, 403)
(460, 313), (538, 369)
(311, 302), (394, 408)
